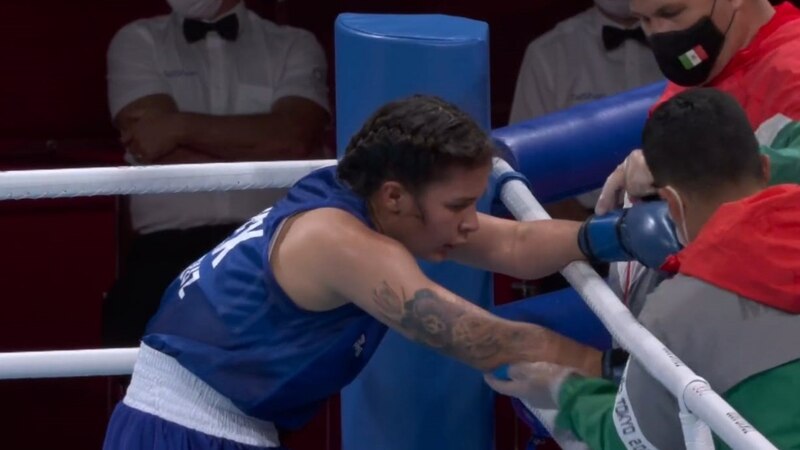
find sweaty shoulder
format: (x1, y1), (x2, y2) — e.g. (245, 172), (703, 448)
(283, 208), (370, 246)
(280, 206), (395, 263)
(272, 207), (386, 311)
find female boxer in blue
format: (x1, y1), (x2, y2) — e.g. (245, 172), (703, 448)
(103, 95), (675, 449)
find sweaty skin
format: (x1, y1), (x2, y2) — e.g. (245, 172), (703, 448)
(272, 164), (601, 376)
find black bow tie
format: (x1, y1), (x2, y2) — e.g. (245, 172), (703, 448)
(183, 14), (239, 43)
(601, 25), (648, 51)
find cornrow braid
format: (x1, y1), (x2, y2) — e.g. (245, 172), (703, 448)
(338, 95), (494, 198)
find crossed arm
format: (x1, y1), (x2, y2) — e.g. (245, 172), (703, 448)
(114, 94), (329, 164)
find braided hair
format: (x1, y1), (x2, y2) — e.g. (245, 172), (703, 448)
(337, 95), (494, 198)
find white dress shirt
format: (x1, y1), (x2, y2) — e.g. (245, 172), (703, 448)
(107, 3), (329, 233)
(510, 7), (662, 122)
(509, 7), (663, 207)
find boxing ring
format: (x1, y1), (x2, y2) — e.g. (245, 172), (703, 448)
(0, 13), (778, 450)
(0, 153), (778, 450)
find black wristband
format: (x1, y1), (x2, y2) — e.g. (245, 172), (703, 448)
(577, 219), (594, 261)
(601, 348), (630, 384)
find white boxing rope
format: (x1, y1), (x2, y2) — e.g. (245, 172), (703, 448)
(0, 348), (138, 379)
(0, 157), (777, 449)
(492, 158), (777, 450)
(0, 159), (337, 200)
(680, 401), (716, 450)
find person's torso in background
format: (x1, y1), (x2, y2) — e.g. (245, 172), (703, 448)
(657, 2), (800, 129)
(510, 7), (663, 207)
(119, 4), (328, 233)
(511, 7), (662, 122)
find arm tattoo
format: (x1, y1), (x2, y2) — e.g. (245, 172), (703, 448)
(373, 281), (522, 365)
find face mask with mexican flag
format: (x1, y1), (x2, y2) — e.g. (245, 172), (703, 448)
(649, 1), (733, 87)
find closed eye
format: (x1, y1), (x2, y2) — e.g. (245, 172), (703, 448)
(446, 199), (477, 212)
(447, 203), (471, 212)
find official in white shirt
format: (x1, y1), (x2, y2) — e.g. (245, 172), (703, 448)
(510, 0), (663, 217)
(103, 0), (330, 348)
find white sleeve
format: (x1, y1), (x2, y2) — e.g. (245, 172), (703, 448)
(509, 40), (555, 124)
(272, 30), (330, 113)
(106, 22), (171, 119)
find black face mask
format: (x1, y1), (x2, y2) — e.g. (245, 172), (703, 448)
(649, 1), (734, 87)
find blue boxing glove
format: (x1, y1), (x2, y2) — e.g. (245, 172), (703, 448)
(578, 200), (681, 269)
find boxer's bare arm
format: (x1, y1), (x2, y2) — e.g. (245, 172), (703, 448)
(271, 208), (600, 375)
(450, 213), (585, 280)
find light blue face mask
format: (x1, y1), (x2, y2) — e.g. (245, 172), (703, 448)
(664, 186), (690, 246)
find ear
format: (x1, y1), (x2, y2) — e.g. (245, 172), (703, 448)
(658, 186), (683, 222)
(375, 181), (411, 214)
(760, 153), (771, 183)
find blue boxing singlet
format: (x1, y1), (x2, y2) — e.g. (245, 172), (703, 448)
(142, 166), (388, 430)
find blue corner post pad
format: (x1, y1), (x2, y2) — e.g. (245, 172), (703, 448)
(492, 287), (612, 351)
(334, 13), (491, 156)
(491, 81), (666, 204)
(490, 288), (612, 440)
(336, 13), (495, 450)
(489, 286), (614, 383)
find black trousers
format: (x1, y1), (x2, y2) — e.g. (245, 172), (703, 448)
(101, 224), (238, 348)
